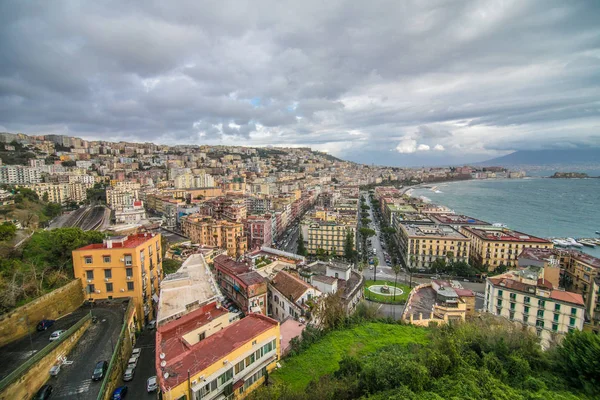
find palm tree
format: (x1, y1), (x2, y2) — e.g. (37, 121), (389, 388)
(391, 264), (402, 301)
(373, 257), (379, 281)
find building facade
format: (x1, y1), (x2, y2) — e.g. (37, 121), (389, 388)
(72, 233), (162, 327)
(214, 255), (268, 315)
(181, 215), (247, 257)
(269, 271), (321, 322)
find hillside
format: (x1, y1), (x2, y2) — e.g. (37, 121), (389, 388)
(478, 149), (600, 166)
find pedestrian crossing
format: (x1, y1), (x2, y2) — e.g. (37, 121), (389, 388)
(53, 379), (91, 398)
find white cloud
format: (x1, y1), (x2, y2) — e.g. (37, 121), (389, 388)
(396, 139), (417, 153)
(433, 144), (445, 151)
(417, 144), (430, 151)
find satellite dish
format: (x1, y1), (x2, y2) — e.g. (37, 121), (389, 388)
(159, 353), (165, 359)
(163, 372), (169, 379)
(160, 360), (166, 367)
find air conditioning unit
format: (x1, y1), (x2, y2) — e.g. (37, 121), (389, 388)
(120, 288), (125, 292)
(95, 289), (101, 293)
(191, 379), (197, 386)
(87, 279), (93, 283)
(104, 278), (110, 282)
(127, 276), (132, 280)
(120, 258), (125, 262)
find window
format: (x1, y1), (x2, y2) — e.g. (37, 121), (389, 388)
(536, 320), (544, 328)
(127, 282), (134, 291)
(497, 299), (502, 307)
(510, 302), (515, 310)
(86, 270), (94, 280)
(84, 256), (93, 264)
(105, 283), (113, 292)
(198, 332), (205, 341)
(510, 293), (516, 300)
(245, 353), (255, 367)
(498, 290), (503, 297)
(571, 307), (577, 316)
(509, 311), (515, 320)
(523, 315), (529, 323)
(569, 317), (576, 326)
(537, 310), (544, 318)
(235, 360), (245, 374)
(104, 269), (112, 279)
(124, 255), (132, 266)
(524, 296), (530, 304)
(538, 299), (546, 308)
(126, 268), (133, 278)
(87, 284), (95, 293)
(217, 368), (233, 386)
(554, 303), (561, 311)
(554, 313), (559, 322)
(552, 323), (558, 332)
(524, 306), (530, 314)
(103, 256), (111, 263)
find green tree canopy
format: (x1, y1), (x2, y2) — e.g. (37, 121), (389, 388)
(296, 231), (308, 257)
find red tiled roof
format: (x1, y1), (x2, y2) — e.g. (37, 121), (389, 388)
(549, 290), (585, 306)
(455, 288), (475, 297)
(214, 255), (251, 274)
(157, 311), (278, 390)
(75, 233), (158, 251)
(271, 271), (313, 303)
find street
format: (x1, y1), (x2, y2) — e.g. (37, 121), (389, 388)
(126, 329), (158, 398)
(50, 302), (125, 399)
(0, 307), (92, 380)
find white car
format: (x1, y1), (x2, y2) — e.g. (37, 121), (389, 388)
(127, 356), (138, 369)
(49, 330), (66, 341)
(147, 376), (158, 392)
(123, 366), (135, 382)
(131, 348), (141, 358)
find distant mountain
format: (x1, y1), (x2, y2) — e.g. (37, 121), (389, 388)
(477, 149), (600, 166)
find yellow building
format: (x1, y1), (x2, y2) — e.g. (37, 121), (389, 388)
(72, 233), (162, 328)
(461, 226), (553, 270)
(301, 208), (357, 257)
(397, 223), (470, 270)
(156, 308), (280, 400)
(22, 182), (93, 204)
(181, 214), (247, 257)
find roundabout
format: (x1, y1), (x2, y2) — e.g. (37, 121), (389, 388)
(367, 284), (404, 297)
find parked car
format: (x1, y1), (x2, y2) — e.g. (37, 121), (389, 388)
(131, 348), (141, 358)
(49, 329), (67, 341)
(112, 386), (128, 399)
(147, 376), (158, 392)
(92, 360), (108, 381)
(36, 320), (55, 331)
(127, 356), (138, 369)
(33, 384), (52, 400)
(123, 366), (135, 382)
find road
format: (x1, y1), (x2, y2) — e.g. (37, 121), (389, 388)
(127, 329), (157, 398)
(0, 307), (92, 380)
(281, 223), (300, 254)
(50, 302), (126, 400)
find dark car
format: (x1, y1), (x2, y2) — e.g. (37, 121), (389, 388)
(112, 386), (128, 399)
(36, 319), (55, 331)
(33, 384), (52, 399)
(92, 360), (108, 381)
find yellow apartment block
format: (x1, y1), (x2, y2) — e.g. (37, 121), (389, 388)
(460, 226), (553, 270)
(157, 307), (280, 400)
(181, 214), (247, 257)
(305, 222), (356, 257)
(72, 233), (162, 328)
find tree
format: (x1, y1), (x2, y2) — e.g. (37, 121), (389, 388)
(315, 248), (330, 261)
(361, 217), (371, 226)
(373, 257), (379, 281)
(297, 231), (308, 256)
(553, 330), (600, 395)
(61, 160), (76, 167)
(391, 264), (402, 318)
(431, 258), (446, 274)
(162, 258), (182, 275)
(358, 227), (376, 261)
(313, 291), (345, 330)
(493, 263), (508, 274)
(0, 222), (17, 242)
(343, 231), (355, 262)
(43, 202), (62, 219)
(42, 192), (49, 203)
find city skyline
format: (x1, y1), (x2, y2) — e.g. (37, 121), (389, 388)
(1, 1), (599, 166)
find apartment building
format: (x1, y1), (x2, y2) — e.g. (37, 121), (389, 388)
(181, 214), (247, 257)
(174, 172), (215, 189)
(269, 270), (321, 322)
(114, 200), (147, 224)
(485, 273), (585, 348)
(245, 215), (273, 250)
(0, 165), (42, 184)
(105, 181), (141, 208)
(461, 226), (553, 270)
(22, 182), (92, 204)
(72, 233), (162, 328)
(214, 255), (268, 315)
(156, 306), (280, 399)
(396, 223), (470, 270)
(589, 277), (600, 334)
(302, 209), (357, 257)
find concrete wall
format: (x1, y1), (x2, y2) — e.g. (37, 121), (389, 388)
(99, 301), (136, 400)
(0, 317), (91, 400)
(0, 279), (84, 347)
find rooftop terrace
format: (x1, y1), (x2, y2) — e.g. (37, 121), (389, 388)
(463, 226), (551, 243)
(401, 223), (467, 239)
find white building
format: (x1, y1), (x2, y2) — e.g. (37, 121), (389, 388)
(485, 274), (585, 348)
(174, 173), (215, 189)
(0, 165), (42, 185)
(115, 201), (147, 224)
(269, 270), (321, 322)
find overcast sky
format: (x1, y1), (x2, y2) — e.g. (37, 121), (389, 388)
(1, 1), (599, 166)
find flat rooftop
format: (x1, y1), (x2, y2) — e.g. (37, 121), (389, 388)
(519, 247), (600, 269)
(157, 254), (221, 324)
(76, 233), (158, 250)
(401, 223), (467, 240)
(157, 312), (278, 390)
(431, 214), (489, 226)
(395, 213), (434, 223)
(463, 226), (551, 243)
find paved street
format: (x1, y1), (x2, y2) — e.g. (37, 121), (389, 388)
(50, 302), (126, 400)
(367, 300), (405, 321)
(280, 222), (300, 254)
(0, 307), (92, 380)
(127, 329), (158, 399)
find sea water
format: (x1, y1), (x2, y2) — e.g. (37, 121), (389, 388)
(411, 178), (600, 258)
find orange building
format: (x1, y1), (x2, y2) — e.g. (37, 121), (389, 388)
(72, 233), (163, 328)
(181, 214), (247, 257)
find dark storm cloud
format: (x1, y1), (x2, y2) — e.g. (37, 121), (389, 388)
(0, 0), (599, 165)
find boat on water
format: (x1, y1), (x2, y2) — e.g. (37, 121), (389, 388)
(577, 239), (596, 248)
(492, 223), (508, 229)
(596, 231), (600, 235)
(552, 239), (571, 247)
(566, 238), (584, 248)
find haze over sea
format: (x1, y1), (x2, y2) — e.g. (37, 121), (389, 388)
(411, 178), (600, 258)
